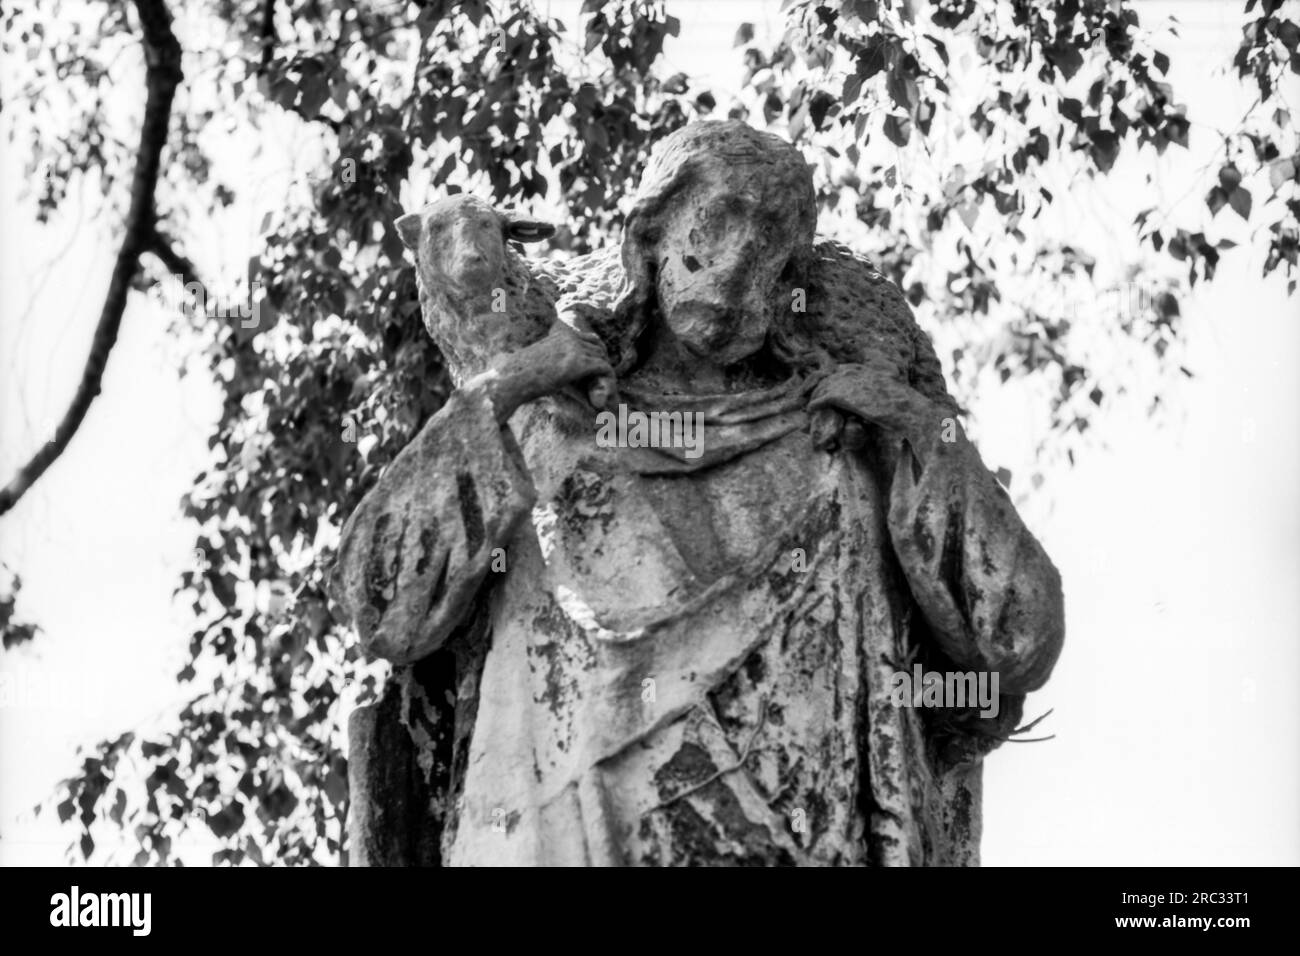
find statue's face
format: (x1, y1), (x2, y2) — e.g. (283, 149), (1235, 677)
(650, 168), (799, 365)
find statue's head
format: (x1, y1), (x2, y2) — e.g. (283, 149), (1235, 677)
(395, 194), (554, 300)
(395, 193), (556, 379)
(617, 120), (817, 366)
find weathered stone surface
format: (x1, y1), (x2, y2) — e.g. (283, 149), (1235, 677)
(393, 194), (560, 383)
(331, 119), (1064, 866)
(346, 677), (442, 867)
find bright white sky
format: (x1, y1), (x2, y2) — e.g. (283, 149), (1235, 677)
(1, 0), (1297, 866)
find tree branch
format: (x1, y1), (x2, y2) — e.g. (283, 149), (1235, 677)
(258, 0), (277, 75)
(147, 229), (200, 285)
(0, 0), (183, 518)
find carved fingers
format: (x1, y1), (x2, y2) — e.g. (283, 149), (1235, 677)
(808, 408), (868, 453)
(486, 314), (617, 420)
(553, 307), (618, 410)
(807, 361), (933, 449)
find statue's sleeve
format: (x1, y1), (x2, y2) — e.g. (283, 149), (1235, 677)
(330, 379), (536, 664)
(885, 422), (1065, 696)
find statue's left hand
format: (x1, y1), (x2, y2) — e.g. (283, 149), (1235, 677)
(807, 358), (945, 452)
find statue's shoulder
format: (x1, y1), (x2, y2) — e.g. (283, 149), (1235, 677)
(808, 237), (915, 328)
(804, 237), (919, 372)
(805, 236), (960, 415)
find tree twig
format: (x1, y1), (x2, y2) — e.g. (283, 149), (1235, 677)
(650, 700), (769, 811)
(147, 228), (200, 285)
(258, 0), (277, 75)
(0, 0), (183, 517)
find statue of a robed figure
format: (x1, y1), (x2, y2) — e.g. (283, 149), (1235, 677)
(330, 120), (1064, 866)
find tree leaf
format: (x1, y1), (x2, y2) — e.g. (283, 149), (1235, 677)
(110, 789), (127, 824)
(857, 35), (889, 79)
(1089, 130), (1120, 172)
(1046, 41), (1084, 81)
(1206, 185), (1227, 216)
(957, 200), (979, 230)
(1229, 186), (1253, 220)
(1269, 157), (1296, 190)
(842, 73), (863, 105)
(882, 113), (911, 146)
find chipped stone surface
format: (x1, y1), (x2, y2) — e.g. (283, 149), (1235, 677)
(332, 120), (1064, 866)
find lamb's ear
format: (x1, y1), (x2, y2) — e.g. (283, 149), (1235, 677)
(395, 212), (423, 250)
(500, 210), (556, 243)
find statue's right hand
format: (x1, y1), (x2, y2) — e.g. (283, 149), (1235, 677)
(480, 318), (616, 422)
(537, 319), (616, 399)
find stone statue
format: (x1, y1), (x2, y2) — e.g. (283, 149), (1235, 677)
(330, 120), (1065, 866)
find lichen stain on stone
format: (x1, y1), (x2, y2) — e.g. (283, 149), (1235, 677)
(364, 512), (397, 616)
(763, 550), (806, 604)
(526, 637), (570, 721)
(654, 741), (718, 794)
(690, 786), (794, 866)
(765, 700), (785, 727)
(909, 445), (925, 484)
(990, 584), (1019, 652)
(554, 469), (616, 538)
(528, 595), (569, 641)
(949, 781), (973, 837)
(869, 826), (902, 862)
(526, 595), (591, 724)
(759, 499), (841, 604)
(867, 708), (903, 803)
(420, 556), (450, 620)
(709, 664), (750, 739)
(802, 787), (831, 846)
(415, 523), (439, 575)
(455, 471), (485, 557)
(938, 503), (967, 605)
(912, 512), (936, 564)
(646, 741), (795, 865)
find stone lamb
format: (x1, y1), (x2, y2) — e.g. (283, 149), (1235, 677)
(394, 194), (618, 407)
(394, 194), (559, 383)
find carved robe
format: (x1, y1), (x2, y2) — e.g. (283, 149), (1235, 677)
(335, 357), (1063, 865)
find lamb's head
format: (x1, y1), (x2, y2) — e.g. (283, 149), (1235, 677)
(395, 195), (556, 381)
(395, 194), (554, 301)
